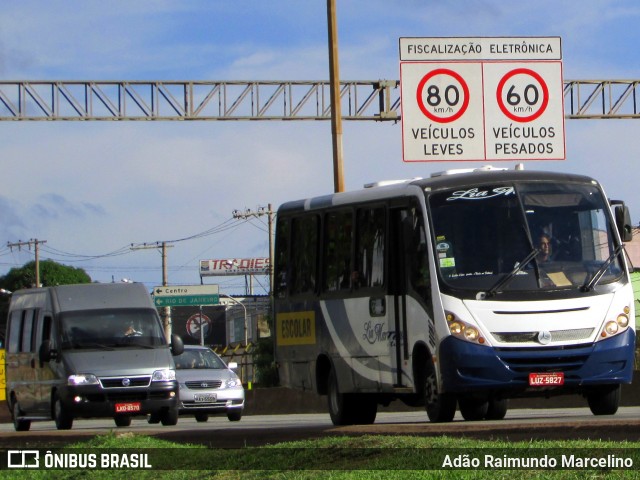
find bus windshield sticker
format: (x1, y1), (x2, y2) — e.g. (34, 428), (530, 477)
(446, 186), (515, 201)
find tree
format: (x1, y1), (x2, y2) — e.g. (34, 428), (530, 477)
(0, 260), (92, 346)
(0, 260), (91, 291)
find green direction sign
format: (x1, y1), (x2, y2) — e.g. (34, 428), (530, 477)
(153, 285), (220, 307)
(154, 294), (219, 307)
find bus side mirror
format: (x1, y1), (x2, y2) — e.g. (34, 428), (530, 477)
(170, 334), (184, 356)
(612, 202), (633, 242)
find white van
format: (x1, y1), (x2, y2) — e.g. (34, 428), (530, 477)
(5, 282), (184, 431)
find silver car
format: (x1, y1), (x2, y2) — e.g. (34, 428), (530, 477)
(173, 345), (245, 422)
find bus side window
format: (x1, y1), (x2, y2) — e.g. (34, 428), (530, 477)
(291, 215), (319, 296)
(355, 206), (386, 290)
(274, 218), (290, 298)
(323, 210), (353, 292)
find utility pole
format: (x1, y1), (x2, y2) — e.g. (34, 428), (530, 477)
(7, 239), (47, 287)
(232, 205), (275, 295)
(327, 0), (345, 193)
(131, 241), (174, 340)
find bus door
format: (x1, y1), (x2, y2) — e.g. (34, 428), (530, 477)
(389, 203), (434, 388)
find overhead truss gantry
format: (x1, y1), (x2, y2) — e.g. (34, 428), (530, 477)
(0, 79), (638, 121)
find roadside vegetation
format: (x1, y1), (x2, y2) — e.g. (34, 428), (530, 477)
(2, 432), (639, 480)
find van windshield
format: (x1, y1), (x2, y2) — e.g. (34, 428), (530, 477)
(60, 308), (167, 349)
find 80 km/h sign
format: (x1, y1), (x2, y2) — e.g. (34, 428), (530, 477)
(416, 68), (470, 123)
(400, 37), (565, 162)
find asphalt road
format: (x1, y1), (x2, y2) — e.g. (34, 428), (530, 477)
(2, 407), (640, 448)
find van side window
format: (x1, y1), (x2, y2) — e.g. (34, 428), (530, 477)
(21, 310), (35, 353)
(42, 315), (53, 345)
(7, 310), (23, 353)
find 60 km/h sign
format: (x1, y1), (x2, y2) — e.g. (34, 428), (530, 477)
(400, 37), (565, 162)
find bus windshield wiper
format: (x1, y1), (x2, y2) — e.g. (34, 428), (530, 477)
(483, 248), (539, 299)
(581, 244), (624, 292)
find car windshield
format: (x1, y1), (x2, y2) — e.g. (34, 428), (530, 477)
(428, 181), (624, 296)
(175, 349), (226, 370)
(60, 308), (167, 349)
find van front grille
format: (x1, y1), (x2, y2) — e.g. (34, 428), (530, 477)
(99, 376), (151, 388)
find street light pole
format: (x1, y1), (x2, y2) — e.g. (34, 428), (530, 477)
(219, 293), (248, 382)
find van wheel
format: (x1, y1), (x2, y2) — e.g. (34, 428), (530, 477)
(160, 408), (179, 426)
(53, 393), (73, 430)
(12, 400), (31, 432)
(147, 413), (161, 424)
(114, 416), (132, 427)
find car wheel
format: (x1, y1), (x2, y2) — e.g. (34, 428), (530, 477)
(12, 399), (31, 432)
(195, 413), (209, 423)
(227, 411), (242, 422)
(53, 392), (73, 430)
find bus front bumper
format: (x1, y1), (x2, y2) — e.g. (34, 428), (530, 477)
(438, 328), (635, 394)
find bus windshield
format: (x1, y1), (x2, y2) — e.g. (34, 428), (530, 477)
(428, 181), (624, 295)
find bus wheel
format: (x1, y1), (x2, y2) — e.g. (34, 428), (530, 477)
(12, 399), (31, 432)
(459, 396), (489, 421)
(327, 368), (356, 425)
(424, 369), (456, 423)
(587, 385), (620, 415)
(485, 398), (508, 420)
(53, 392), (73, 430)
(353, 396), (377, 425)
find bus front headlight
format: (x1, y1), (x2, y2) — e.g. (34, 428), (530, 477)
(446, 311), (485, 345)
(599, 305), (631, 340)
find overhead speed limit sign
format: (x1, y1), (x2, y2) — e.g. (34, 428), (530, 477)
(496, 68), (549, 122)
(399, 37), (565, 162)
(416, 68), (470, 123)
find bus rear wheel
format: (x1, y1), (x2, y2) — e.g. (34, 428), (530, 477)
(327, 368), (376, 425)
(587, 385), (620, 415)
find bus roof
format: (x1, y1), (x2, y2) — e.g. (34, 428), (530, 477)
(278, 168), (599, 215)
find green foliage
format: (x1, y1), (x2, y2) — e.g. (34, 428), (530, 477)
(253, 310), (279, 387)
(0, 259), (91, 291)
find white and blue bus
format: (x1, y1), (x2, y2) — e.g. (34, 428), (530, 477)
(273, 166), (635, 425)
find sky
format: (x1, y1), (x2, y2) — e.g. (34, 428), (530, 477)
(0, 0), (639, 294)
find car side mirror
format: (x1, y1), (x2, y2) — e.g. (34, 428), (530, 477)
(228, 362), (238, 370)
(171, 334), (184, 356)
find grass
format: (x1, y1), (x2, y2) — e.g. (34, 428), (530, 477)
(2, 433), (639, 480)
